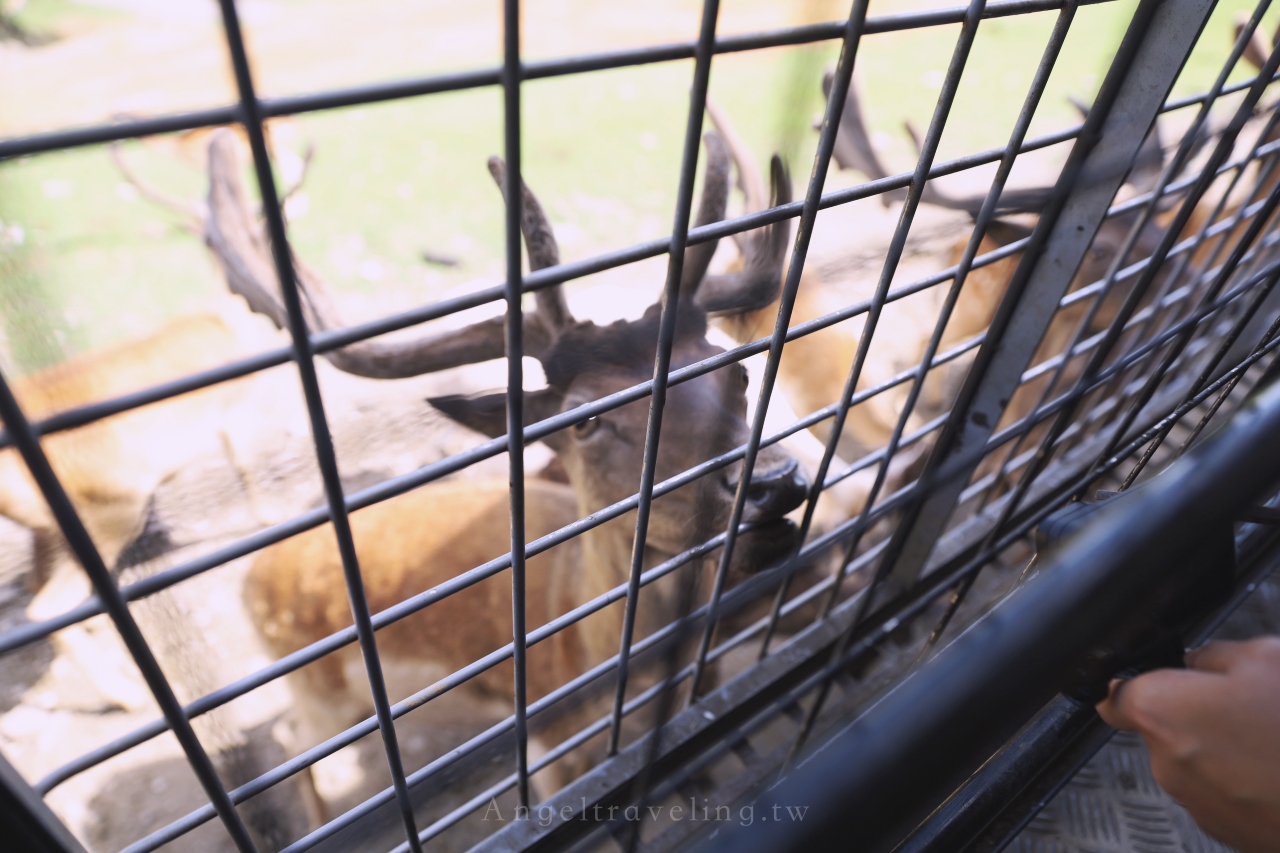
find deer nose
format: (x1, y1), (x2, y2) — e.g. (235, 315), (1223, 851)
(725, 456), (809, 521)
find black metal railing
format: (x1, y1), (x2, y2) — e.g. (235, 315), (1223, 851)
(2, 0), (1280, 851)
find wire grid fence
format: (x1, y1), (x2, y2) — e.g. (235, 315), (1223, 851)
(2, 0), (1280, 851)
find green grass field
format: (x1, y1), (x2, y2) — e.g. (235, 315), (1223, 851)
(0, 0), (1270, 375)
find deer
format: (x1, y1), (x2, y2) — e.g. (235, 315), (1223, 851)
(699, 95), (1007, 473)
(229, 131), (820, 811)
(1, 124), (331, 717)
(0, 127), (363, 847)
(814, 67), (1246, 476)
(2, 310), (280, 709)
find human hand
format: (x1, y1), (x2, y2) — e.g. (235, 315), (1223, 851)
(1095, 636), (1280, 853)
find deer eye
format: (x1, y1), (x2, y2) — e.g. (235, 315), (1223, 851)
(736, 365), (750, 388)
(572, 416), (600, 438)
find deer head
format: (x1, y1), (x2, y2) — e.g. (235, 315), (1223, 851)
(201, 128), (808, 581)
(429, 137), (807, 577)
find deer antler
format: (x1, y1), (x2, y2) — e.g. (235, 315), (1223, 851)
(203, 128), (545, 378)
(1237, 11), (1274, 71)
(704, 96), (767, 218)
(205, 128), (747, 386)
(280, 141), (315, 209)
(696, 154), (792, 315)
(109, 142), (204, 234)
(680, 131), (733, 296)
(486, 156), (573, 333)
(898, 120), (1054, 217)
(690, 106), (791, 315)
(825, 68), (907, 208)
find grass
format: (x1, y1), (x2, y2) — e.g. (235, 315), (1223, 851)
(0, 0), (1272, 375)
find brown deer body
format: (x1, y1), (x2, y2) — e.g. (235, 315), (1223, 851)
(3, 307), (276, 710)
(245, 479), (589, 797)
(235, 134), (809, 807)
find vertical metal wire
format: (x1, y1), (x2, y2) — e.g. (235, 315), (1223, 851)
(500, 0), (533, 810)
(1091, 176), (1280, 475)
(976, 31), (1280, 531)
(607, 0), (723, 755)
(686, 0), (877, 701)
(0, 388), (260, 853)
(213, 2), (422, 849)
(979, 0), (1275, 509)
(918, 23), (1280, 656)
(760, 0), (1082, 665)
(1122, 262), (1280, 486)
(785, 0), (991, 753)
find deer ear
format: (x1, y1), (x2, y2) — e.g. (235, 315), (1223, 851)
(428, 387), (566, 445)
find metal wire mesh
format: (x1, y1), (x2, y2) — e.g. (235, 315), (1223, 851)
(2, 0), (1280, 851)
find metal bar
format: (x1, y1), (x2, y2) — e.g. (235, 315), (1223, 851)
(0, 736), (90, 853)
(212, 1), (423, 850)
(952, 517), (1280, 853)
(698, 371), (1280, 853)
(0, 0), (1121, 162)
(30, 250), (1269, 805)
(874, 0), (1218, 594)
(0, 372), (259, 853)
(500, 0), (532, 810)
(786, 0), (993, 751)
(918, 0), (1277, 650)
(0, 120), (1086, 456)
(689, 0), (877, 701)
(608, 0), (723, 755)
(32, 245), (1276, 807)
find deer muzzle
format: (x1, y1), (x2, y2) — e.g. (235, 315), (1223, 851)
(722, 452), (809, 572)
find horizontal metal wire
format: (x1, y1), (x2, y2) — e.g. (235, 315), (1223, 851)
(60, 277), (1280, 853)
(30, 217), (1280, 804)
(6, 5), (1277, 852)
(410, 334), (1280, 847)
(11, 83), (1268, 459)
(0, 0), (1124, 162)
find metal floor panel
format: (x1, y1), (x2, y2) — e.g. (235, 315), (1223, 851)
(1009, 731), (1235, 853)
(1008, 571), (1280, 853)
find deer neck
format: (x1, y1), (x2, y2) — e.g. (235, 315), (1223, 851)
(575, 512), (685, 651)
